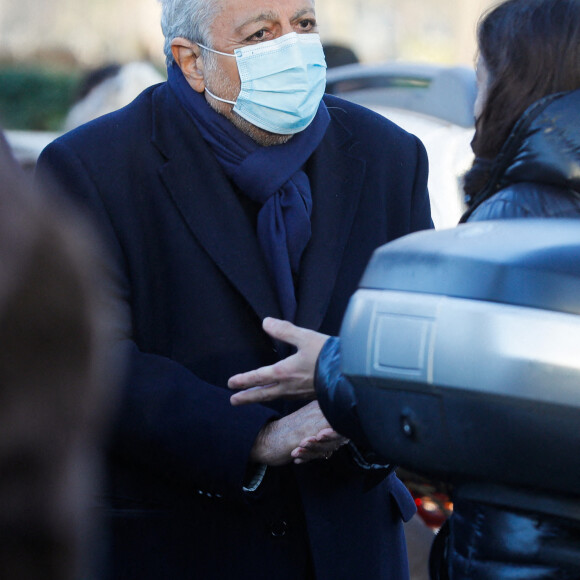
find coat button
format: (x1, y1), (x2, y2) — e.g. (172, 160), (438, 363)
(269, 520), (288, 537)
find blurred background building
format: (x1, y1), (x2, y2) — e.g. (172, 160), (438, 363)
(0, 0), (496, 68)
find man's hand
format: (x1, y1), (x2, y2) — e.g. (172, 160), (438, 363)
(229, 317), (329, 405)
(291, 427), (349, 465)
(251, 401), (348, 466)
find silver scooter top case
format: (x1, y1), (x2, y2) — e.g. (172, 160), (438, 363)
(340, 220), (580, 495)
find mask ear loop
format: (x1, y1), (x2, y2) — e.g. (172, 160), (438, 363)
(195, 42), (239, 105)
(204, 87), (236, 106)
(196, 42), (237, 58)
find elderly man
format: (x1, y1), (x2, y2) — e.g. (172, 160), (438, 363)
(36, 0), (432, 578)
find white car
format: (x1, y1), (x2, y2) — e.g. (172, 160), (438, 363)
(5, 129), (60, 173)
(375, 106), (474, 229)
(326, 62), (477, 228)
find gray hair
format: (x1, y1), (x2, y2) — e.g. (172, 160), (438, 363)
(158, 0), (222, 65)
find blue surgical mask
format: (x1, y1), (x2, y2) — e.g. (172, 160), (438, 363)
(197, 32), (327, 135)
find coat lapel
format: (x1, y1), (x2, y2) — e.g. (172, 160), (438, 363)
(295, 113), (366, 330)
(151, 85), (282, 323)
(150, 85), (366, 332)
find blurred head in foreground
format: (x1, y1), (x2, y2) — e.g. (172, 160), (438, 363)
(0, 131), (118, 580)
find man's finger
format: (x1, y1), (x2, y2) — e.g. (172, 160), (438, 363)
(315, 429), (342, 442)
(228, 366), (275, 389)
(262, 317), (301, 347)
(229, 383), (282, 406)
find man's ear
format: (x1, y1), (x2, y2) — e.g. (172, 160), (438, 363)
(171, 37), (205, 93)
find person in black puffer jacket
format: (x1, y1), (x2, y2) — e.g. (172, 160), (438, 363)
(461, 88), (580, 223)
(460, 0), (580, 224)
(429, 1), (580, 577)
(228, 1), (580, 578)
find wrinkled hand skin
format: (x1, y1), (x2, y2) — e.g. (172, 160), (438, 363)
(250, 401), (348, 466)
(228, 317), (329, 405)
(291, 427), (349, 465)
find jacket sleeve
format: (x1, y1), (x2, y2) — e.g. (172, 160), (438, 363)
(468, 183), (580, 221)
(315, 337), (417, 519)
(315, 337), (391, 468)
(467, 192), (533, 221)
(35, 139), (280, 502)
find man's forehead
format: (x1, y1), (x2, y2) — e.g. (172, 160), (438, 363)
(213, 0), (315, 33)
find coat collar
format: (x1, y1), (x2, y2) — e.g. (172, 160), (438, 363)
(151, 85), (366, 332)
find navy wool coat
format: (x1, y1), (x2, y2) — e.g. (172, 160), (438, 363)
(37, 84), (432, 580)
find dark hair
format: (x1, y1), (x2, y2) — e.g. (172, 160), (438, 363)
(464, 0), (580, 199)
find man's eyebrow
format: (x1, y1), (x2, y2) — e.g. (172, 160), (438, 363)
(234, 11), (278, 35)
(291, 8), (316, 21)
(234, 8), (315, 35)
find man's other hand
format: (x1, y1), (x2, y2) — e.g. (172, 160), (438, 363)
(250, 401), (348, 466)
(229, 318), (329, 405)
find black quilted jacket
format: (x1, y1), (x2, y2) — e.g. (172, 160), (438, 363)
(463, 88), (580, 222)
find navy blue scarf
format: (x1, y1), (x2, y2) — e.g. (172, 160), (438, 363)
(167, 63), (330, 322)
